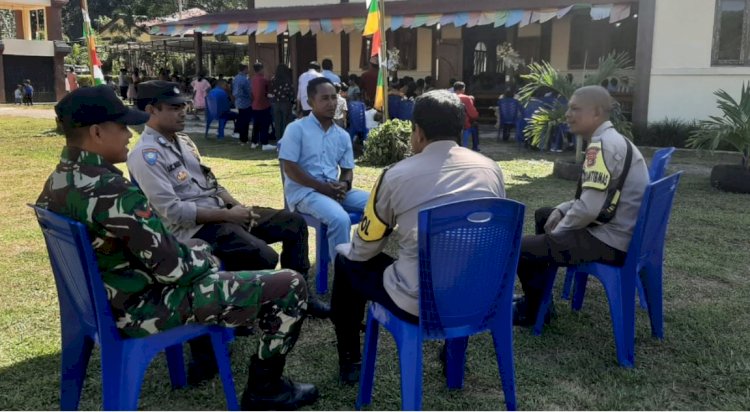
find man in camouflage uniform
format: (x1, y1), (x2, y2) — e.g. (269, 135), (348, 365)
(36, 86), (319, 410)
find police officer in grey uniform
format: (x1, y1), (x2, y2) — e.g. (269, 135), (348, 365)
(127, 80), (330, 318)
(513, 86), (650, 326)
(331, 90), (506, 384)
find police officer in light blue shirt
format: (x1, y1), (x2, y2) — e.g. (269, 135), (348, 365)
(279, 77), (369, 263)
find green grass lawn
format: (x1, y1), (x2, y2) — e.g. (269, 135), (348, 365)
(1, 116), (749, 410)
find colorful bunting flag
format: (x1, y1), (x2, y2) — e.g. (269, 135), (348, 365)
(363, 0), (380, 36)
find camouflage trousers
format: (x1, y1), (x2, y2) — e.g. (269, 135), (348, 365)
(190, 269), (308, 359)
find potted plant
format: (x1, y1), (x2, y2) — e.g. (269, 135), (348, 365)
(518, 52), (633, 180)
(687, 83), (750, 193)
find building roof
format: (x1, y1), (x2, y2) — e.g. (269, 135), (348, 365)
(151, 0), (637, 36)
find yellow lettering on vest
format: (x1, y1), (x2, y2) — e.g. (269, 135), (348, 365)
(581, 142), (611, 191)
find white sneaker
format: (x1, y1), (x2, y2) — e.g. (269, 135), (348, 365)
(250, 143), (259, 149)
(261, 144), (277, 151)
(232, 132), (240, 139)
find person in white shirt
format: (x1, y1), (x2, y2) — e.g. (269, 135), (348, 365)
(365, 106), (380, 130)
(321, 58), (341, 84)
(297, 61), (323, 117)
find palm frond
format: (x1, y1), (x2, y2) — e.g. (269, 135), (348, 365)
(583, 51), (633, 87)
(687, 83), (750, 169)
(519, 62), (576, 103)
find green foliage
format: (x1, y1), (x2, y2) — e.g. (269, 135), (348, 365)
(65, 43), (89, 67)
(688, 83), (750, 170)
(359, 119), (413, 166)
(633, 118), (700, 148)
(0, 10), (15, 39)
(77, 75), (95, 87)
(519, 52), (634, 159)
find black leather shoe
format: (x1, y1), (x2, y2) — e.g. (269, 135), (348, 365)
(306, 296), (331, 319)
(512, 297), (554, 327)
(241, 376), (319, 410)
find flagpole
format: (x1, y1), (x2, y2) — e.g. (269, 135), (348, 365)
(378, 0), (388, 121)
(80, 0), (93, 76)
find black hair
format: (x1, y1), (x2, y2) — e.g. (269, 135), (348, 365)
(404, 81), (417, 99)
(453, 81), (466, 91)
(610, 78), (619, 86)
(274, 64), (292, 84)
(412, 90), (464, 142)
(322, 58), (334, 70)
(253, 62), (263, 73)
(416, 78), (425, 87)
(61, 124), (88, 145)
(239, 64), (248, 72)
(307, 77), (334, 99)
(503, 89), (514, 98)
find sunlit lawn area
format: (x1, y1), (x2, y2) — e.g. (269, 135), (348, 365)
(1, 115), (749, 410)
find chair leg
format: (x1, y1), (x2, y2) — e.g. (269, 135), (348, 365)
(641, 265), (664, 339)
(395, 329), (423, 411)
(603, 279), (635, 368)
(218, 119), (227, 139)
(210, 329), (239, 411)
(59, 333), (94, 411)
(204, 119), (211, 139)
(445, 337), (469, 390)
(571, 271), (589, 311)
(101, 345), (149, 411)
(356, 311), (380, 410)
(561, 267), (575, 300)
(491, 325), (517, 411)
(165, 344), (186, 389)
(315, 224), (329, 294)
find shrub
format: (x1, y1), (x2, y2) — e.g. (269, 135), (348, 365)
(359, 119), (412, 166)
(632, 118), (699, 148)
(77, 75), (94, 88)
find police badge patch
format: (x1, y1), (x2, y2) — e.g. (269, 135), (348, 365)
(142, 149), (159, 165)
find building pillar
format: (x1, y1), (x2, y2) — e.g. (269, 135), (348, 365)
(0, 43), (5, 103)
(50, 0), (69, 101)
(194, 32), (204, 76)
(248, 33), (257, 60)
(14, 11), (24, 39)
(633, 0), (656, 127)
(341, 32), (350, 79)
(22, 9), (33, 40)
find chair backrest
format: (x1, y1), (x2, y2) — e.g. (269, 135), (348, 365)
(418, 198), (525, 339)
(523, 99), (542, 121)
(31, 205), (122, 345)
(625, 172), (682, 270)
(348, 101), (367, 135)
(388, 95), (402, 120)
(649, 147), (676, 181)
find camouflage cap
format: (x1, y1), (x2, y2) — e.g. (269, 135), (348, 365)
(55, 85), (149, 128)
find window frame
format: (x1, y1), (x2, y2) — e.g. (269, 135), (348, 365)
(712, 0), (750, 66)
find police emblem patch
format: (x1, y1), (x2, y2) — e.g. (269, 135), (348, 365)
(177, 170), (189, 181)
(142, 149), (159, 165)
(173, 87), (181, 95)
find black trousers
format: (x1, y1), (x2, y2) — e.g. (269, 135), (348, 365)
(517, 207), (627, 318)
(251, 107), (272, 145)
(501, 123), (514, 141)
(331, 253), (418, 360)
(236, 107), (253, 143)
(119, 86), (128, 100)
(193, 207), (309, 275)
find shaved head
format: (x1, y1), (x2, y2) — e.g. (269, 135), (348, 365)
(571, 85), (613, 116)
(566, 86), (614, 137)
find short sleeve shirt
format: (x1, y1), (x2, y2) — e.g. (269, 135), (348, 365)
(278, 114), (355, 209)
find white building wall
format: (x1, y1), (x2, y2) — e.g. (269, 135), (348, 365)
(649, 0), (750, 122)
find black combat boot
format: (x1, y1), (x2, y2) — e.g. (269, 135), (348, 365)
(187, 335), (218, 386)
(306, 296), (331, 319)
(240, 355), (319, 411)
(337, 340), (362, 385)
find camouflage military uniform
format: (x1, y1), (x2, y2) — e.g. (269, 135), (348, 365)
(37, 146), (308, 359)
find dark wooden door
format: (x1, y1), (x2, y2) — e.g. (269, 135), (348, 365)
(436, 39), (462, 89)
(256, 43), (279, 77)
(290, 33), (317, 86)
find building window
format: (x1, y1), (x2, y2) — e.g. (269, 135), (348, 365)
(360, 29), (418, 71)
(278, 33), (290, 66)
(360, 37), (372, 70)
(473, 42), (487, 75)
(568, 11), (637, 69)
(30, 9), (46, 40)
(713, 0), (750, 65)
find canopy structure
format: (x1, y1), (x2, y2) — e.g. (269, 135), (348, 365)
(150, 0), (635, 36)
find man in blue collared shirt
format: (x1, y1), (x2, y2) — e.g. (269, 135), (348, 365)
(279, 77), (369, 263)
(232, 64), (253, 144)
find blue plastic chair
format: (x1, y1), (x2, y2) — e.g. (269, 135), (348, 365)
(516, 99), (542, 146)
(561, 146), (677, 306)
(649, 147), (676, 181)
(388, 95), (403, 120)
(205, 94), (229, 139)
(497, 97), (521, 141)
(277, 151), (363, 294)
(357, 198), (524, 411)
(30, 205), (239, 410)
(533, 173), (682, 368)
(347, 101), (368, 142)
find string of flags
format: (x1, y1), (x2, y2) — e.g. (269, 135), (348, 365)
(150, 3), (632, 37)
